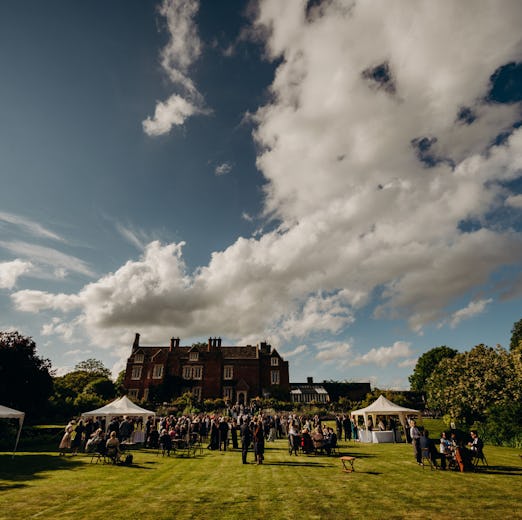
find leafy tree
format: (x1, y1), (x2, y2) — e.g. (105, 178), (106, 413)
(509, 318), (522, 351)
(83, 377), (116, 400)
(0, 331), (53, 419)
(426, 344), (522, 425)
(74, 358), (112, 379)
(409, 346), (458, 392)
(114, 370), (127, 396)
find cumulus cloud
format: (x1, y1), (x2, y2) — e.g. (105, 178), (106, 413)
(0, 260), (32, 289)
(449, 298), (493, 328)
(352, 341), (413, 367)
(506, 194), (522, 208)
(315, 340), (352, 362)
(143, 0), (208, 135)
(280, 344), (308, 357)
(13, 1), (522, 357)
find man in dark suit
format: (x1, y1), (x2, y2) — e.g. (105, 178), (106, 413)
(240, 418), (252, 464)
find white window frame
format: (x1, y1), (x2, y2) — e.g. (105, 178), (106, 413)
(152, 364), (164, 379)
(131, 365), (142, 380)
(224, 365), (233, 380)
(143, 388), (149, 401)
(134, 353), (144, 363)
(189, 351), (199, 361)
(192, 366), (203, 380)
(270, 370), (280, 385)
(271, 356), (279, 366)
(182, 366), (192, 379)
(128, 389), (139, 399)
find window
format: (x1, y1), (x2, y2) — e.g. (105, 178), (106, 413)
(189, 351), (199, 361)
(192, 387), (202, 401)
(271, 356), (279, 366)
(192, 366), (203, 380)
(131, 365), (142, 380)
(143, 388), (149, 401)
(223, 386), (233, 401)
(224, 365), (233, 380)
(270, 370), (280, 385)
(128, 389), (139, 399)
(182, 366), (192, 379)
(152, 364), (164, 379)
(134, 353), (144, 363)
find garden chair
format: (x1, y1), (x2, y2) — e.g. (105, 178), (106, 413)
(472, 449), (488, 469)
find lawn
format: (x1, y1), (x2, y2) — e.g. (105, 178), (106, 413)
(1, 433), (521, 520)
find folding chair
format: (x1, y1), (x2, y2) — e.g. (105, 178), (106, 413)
(472, 449), (488, 469)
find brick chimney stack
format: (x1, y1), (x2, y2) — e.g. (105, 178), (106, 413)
(133, 332), (140, 350)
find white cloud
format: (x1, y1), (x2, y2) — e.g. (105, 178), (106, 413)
(506, 194), (522, 208)
(397, 358), (418, 369)
(449, 298), (493, 328)
(0, 260), (32, 289)
(0, 241), (94, 278)
(0, 211), (64, 242)
(280, 344), (307, 357)
(215, 162), (233, 176)
(12, 1), (522, 358)
(315, 340), (352, 362)
(13, 290), (82, 313)
(143, 0), (208, 135)
(352, 341), (413, 367)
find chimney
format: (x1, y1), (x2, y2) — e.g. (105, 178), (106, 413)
(307, 376), (313, 384)
(217, 337), (222, 347)
(133, 333), (140, 349)
(176, 337), (180, 347)
(208, 337), (212, 351)
(170, 337), (175, 352)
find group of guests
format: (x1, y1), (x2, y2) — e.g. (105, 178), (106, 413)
(288, 420), (338, 455)
(410, 419), (484, 470)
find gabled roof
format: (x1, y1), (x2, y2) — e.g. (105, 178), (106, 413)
(220, 346), (258, 359)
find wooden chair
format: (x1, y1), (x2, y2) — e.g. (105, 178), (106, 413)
(340, 456), (356, 472)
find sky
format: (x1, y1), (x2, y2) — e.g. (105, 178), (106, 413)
(1, 0), (522, 390)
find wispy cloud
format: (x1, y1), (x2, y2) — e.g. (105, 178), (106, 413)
(0, 211), (64, 242)
(449, 298), (493, 328)
(143, 0), (209, 136)
(280, 344), (307, 357)
(0, 241), (94, 278)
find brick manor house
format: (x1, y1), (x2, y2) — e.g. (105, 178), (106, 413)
(123, 333), (290, 404)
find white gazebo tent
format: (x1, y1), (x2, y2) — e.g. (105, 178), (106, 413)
(81, 396), (155, 442)
(0, 404), (25, 457)
(351, 395), (420, 443)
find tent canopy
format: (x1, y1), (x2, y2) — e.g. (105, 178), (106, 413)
(351, 395), (420, 437)
(0, 404), (25, 456)
(81, 396), (155, 427)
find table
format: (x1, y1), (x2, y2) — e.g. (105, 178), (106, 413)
(371, 430), (396, 443)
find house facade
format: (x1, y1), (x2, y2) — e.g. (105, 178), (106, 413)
(123, 333), (290, 404)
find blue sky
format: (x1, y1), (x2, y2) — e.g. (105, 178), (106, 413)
(1, 0), (522, 389)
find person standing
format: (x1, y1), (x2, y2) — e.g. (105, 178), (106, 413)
(410, 420), (422, 464)
(253, 420), (265, 464)
(240, 418), (252, 464)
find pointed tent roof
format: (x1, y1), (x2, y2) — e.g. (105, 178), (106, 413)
(351, 395), (419, 415)
(81, 396), (155, 419)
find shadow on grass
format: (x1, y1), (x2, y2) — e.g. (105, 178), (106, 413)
(0, 454), (83, 487)
(262, 461), (331, 467)
(473, 465), (522, 476)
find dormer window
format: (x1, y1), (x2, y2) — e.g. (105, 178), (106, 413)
(189, 351), (199, 361)
(271, 356), (279, 366)
(134, 353), (144, 363)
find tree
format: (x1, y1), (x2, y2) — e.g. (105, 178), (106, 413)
(408, 346), (458, 392)
(74, 358), (112, 379)
(509, 318), (522, 351)
(0, 331), (53, 419)
(426, 344), (522, 425)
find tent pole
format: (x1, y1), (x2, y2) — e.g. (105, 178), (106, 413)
(12, 415), (24, 459)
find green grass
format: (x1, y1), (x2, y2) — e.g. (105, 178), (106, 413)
(1, 438), (521, 520)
